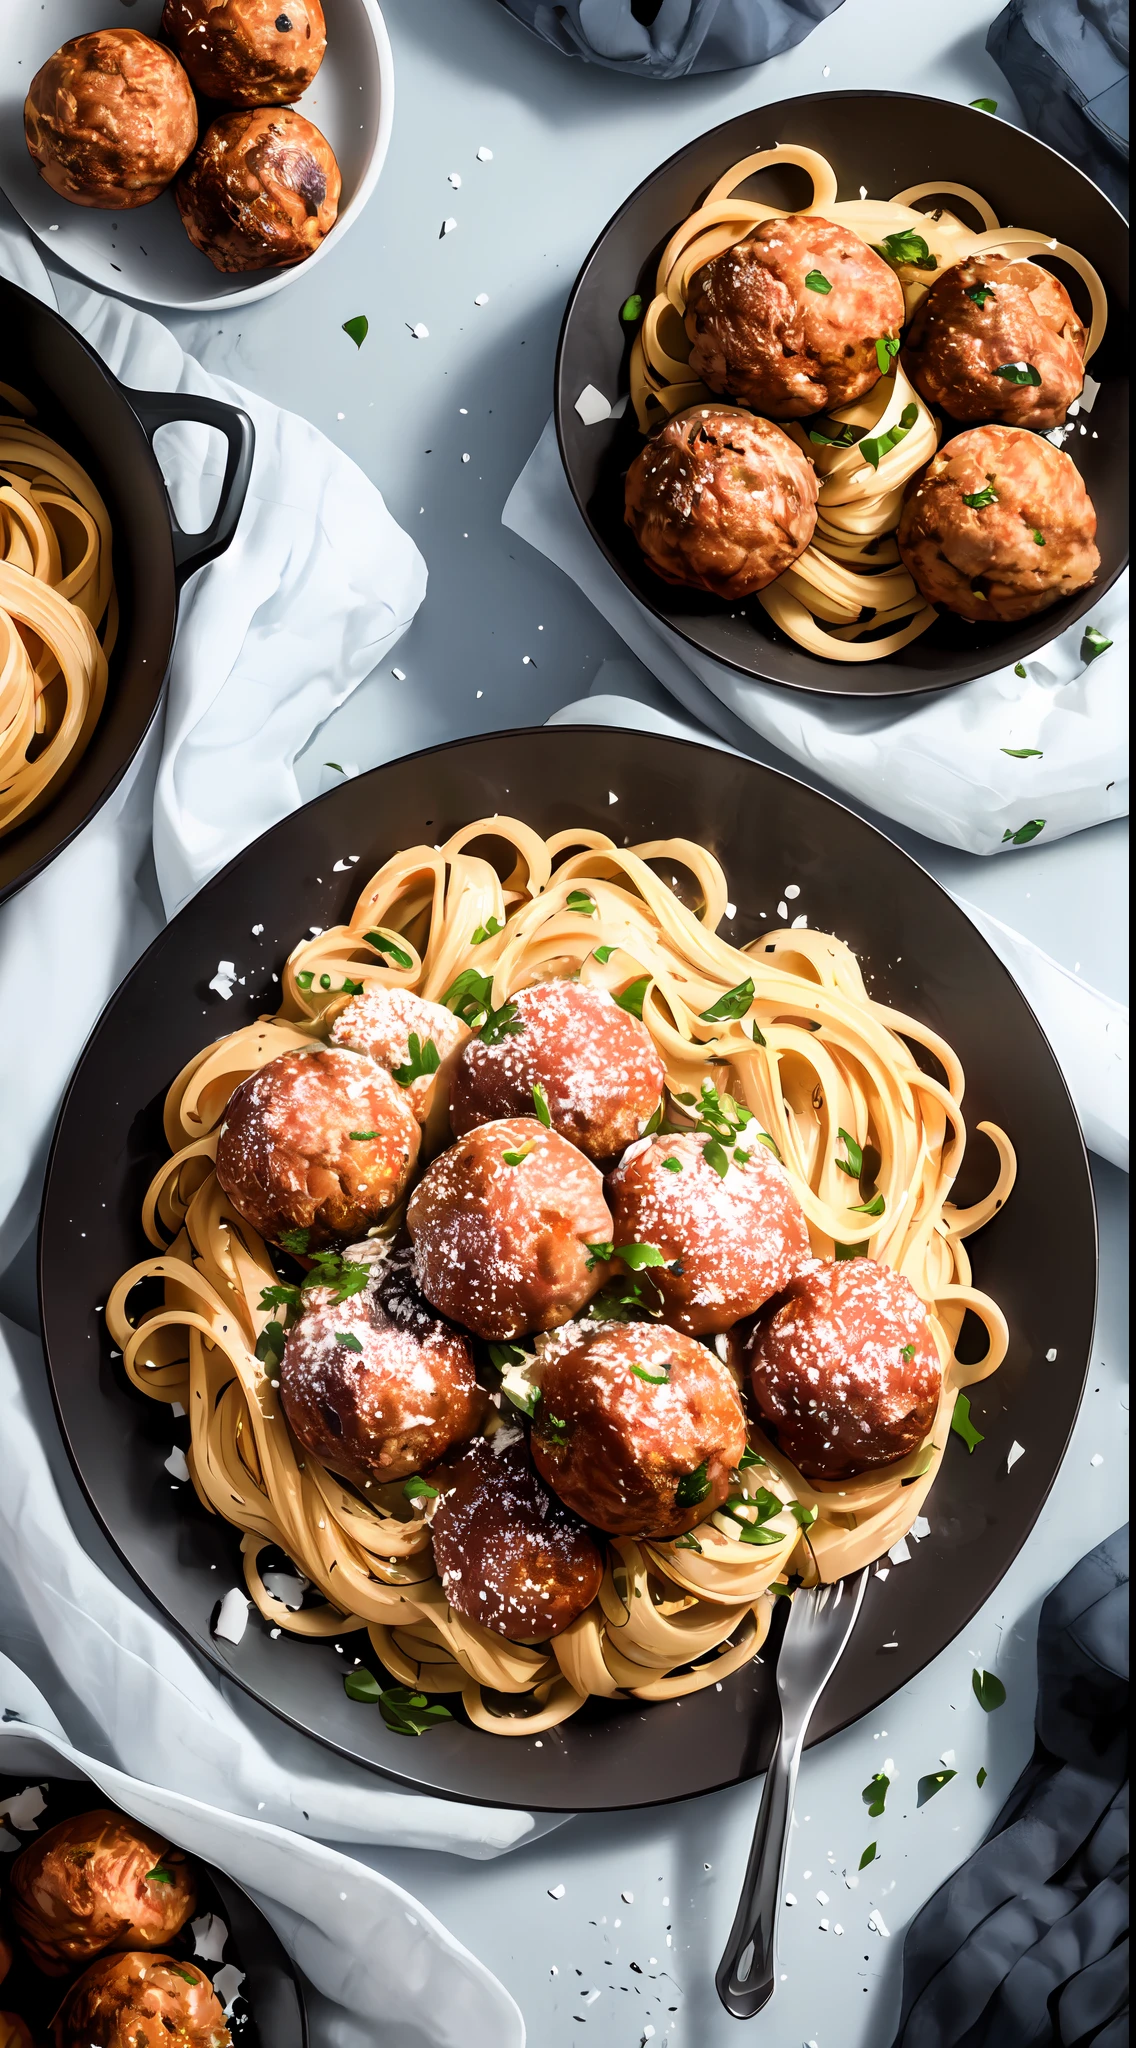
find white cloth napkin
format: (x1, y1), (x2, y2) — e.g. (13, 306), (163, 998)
(504, 418), (1129, 857)
(0, 1669), (524, 2048)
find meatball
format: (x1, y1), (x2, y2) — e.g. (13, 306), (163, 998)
(685, 215), (906, 419)
(407, 1118), (612, 1340)
(733, 1257), (941, 1481)
(450, 981), (664, 1162)
(51, 1952), (230, 2048)
(9, 1811), (195, 1976)
(279, 1257), (485, 1487)
(214, 1045), (419, 1250)
(431, 1433), (604, 1641)
(0, 2019), (33, 2048)
(897, 424), (1099, 623)
(624, 406), (818, 601)
(331, 985), (467, 1121)
(24, 31), (196, 211)
(606, 1130), (809, 1338)
(531, 1322), (745, 1539)
(175, 109), (340, 273)
(902, 254), (1086, 432)
(161, 0), (326, 106)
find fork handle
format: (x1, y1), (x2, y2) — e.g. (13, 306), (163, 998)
(715, 1709), (807, 2020)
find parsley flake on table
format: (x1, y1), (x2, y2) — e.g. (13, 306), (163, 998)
(1001, 818), (1046, 845)
(862, 1772), (889, 1817)
(620, 293), (644, 324)
(969, 97), (998, 112)
(1001, 747), (1043, 759)
(1081, 625), (1113, 663)
(342, 315), (369, 348)
(859, 1842), (878, 1870)
(977, 1766), (989, 1787)
(918, 1768), (957, 1804)
(972, 1668), (1007, 1712)
(951, 1391), (985, 1452)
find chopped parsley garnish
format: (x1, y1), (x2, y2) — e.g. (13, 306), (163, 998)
(859, 1842), (878, 1870)
(994, 362), (1042, 386)
(966, 283), (995, 306)
(1032, 529), (1046, 546)
(671, 1530), (703, 1552)
(349, 1130), (377, 1141)
(532, 1081), (552, 1126)
(874, 333), (901, 376)
(442, 968), (523, 1044)
(871, 229), (937, 271)
(972, 1668), (1007, 1713)
(593, 944), (616, 964)
(1014, 662), (1027, 677)
(862, 1772), (889, 1817)
(543, 1413), (570, 1447)
(661, 1156), (682, 1172)
(305, 1249), (372, 1302)
(404, 1475), (439, 1500)
(342, 978), (364, 995)
(859, 401), (919, 471)
(1001, 747), (1043, 759)
(631, 1362), (670, 1385)
(279, 1227), (311, 1255)
(343, 1672), (454, 1735)
(969, 96), (998, 112)
(962, 485), (998, 509)
(769, 1579), (792, 1597)
(918, 1769), (957, 1805)
(614, 975), (650, 1020)
(642, 1101), (664, 1134)
(753, 1131), (782, 1160)
(737, 1521), (785, 1545)
(585, 1240), (614, 1269)
(675, 1460), (711, 1508)
(364, 930), (414, 969)
(809, 421), (859, 448)
(699, 977), (755, 1023)
(834, 1241), (869, 1260)
(172, 1966), (199, 1985)
(502, 1140), (536, 1166)
(835, 1127), (863, 1178)
(749, 1019), (768, 1047)
(259, 1282), (303, 1314)
(566, 890), (597, 916)
(342, 315), (369, 348)
(789, 1501), (818, 1528)
(615, 1243), (666, 1272)
(901, 1343), (916, 1361)
(471, 914), (504, 945)
(295, 971), (315, 991)
(620, 293), (644, 324)
(393, 1032), (441, 1088)
(1001, 818), (1046, 846)
(336, 1331), (364, 1352)
(977, 1766), (989, 1787)
(146, 1866), (174, 1884)
(679, 1077), (757, 1179)
(1081, 625), (1113, 664)
(738, 1444), (764, 1470)
(951, 1390), (985, 1452)
(805, 269), (832, 294)
(848, 1191), (885, 1217)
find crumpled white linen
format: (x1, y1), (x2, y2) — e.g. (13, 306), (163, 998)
(0, 1664), (524, 2048)
(504, 417), (1129, 856)
(547, 680), (1128, 1171)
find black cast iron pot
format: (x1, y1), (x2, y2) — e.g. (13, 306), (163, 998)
(1, 277), (254, 906)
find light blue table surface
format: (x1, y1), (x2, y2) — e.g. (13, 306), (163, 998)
(24, 0), (1136, 2041)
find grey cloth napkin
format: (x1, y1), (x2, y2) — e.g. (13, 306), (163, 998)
(988, 0), (1129, 210)
(495, 0), (846, 77)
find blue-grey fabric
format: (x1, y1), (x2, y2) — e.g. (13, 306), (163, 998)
(895, 1526), (1129, 2048)
(987, 0), (1129, 211)
(495, 0), (846, 78)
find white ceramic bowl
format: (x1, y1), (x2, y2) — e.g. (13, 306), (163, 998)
(0, 0), (393, 310)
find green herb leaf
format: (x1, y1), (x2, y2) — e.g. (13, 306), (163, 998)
(259, 1282), (302, 1314)
(969, 97), (998, 112)
(848, 1192), (886, 1216)
(342, 315), (369, 348)
(481, 998), (521, 1045)
(1002, 818), (1046, 846)
(146, 1865), (174, 1883)
(620, 293), (644, 324)
(918, 1769), (957, 1805)
(862, 1772), (889, 1817)
(905, 1444), (937, 1478)
(1081, 625), (1114, 664)
(349, 1130), (377, 1142)
(874, 333), (901, 375)
(962, 486), (998, 509)
(859, 1842), (878, 1870)
(901, 1342), (916, 1361)
(672, 1529), (703, 1552)
(859, 401), (919, 470)
(471, 915), (504, 945)
(835, 1127), (863, 1178)
(1014, 664), (1027, 678)
(675, 1460), (711, 1508)
(615, 1242), (666, 1272)
(172, 1966), (199, 1985)
(972, 1668), (1007, 1713)
(834, 1241), (869, 1260)
(542, 1413), (570, 1447)
(737, 1520), (785, 1545)
(632, 1362), (670, 1385)
(700, 977), (755, 1023)
(951, 1391), (985, 1453)
(593, 944), (616, 964)
(966, 283), (996, 307)
(365, 930), (414, 969)
(642, 1101), (664, 1134)
(531, 1081), (552, 1126)
(295, 970), (315, 991)
(738, 1445), (764, 1470)
(805, 269), (832, 294)
(443, 967), (493, 1024)
(342, 978), (364, 995)
(1032, 529), (1046, 546)
(977, 1766), (988, 1787)
(789, 1501), (818, 1528)
(871, 229), (937, 271)
(566, 890), (597, 916)
(1001, 747), (1043, 759)
(661, 1156), (683, 1172)
(344, 1668), (381, 1703)
(279, 1227), (311, 1255)
(585, 1241), (614, 1270)
(703, 1138), (731, 1178)
(336, 1331), (364, 1352)
(614, 975), (650, 1020)
(393, 1032), (441, 1088)
(303, 1249), (372, 1304)
(488, 1339), (528, 1369)
(809, 422), (859, 448)
(404, 1475), (439, 1500)
(325, 761), (345, 773)
(255, 1322), (286, 1368)
(769, 1580), (792, 1598)
(994, 362), (1042, 386)
(379, 1686), (454, 1737)
(502, 1140), (536, 1166)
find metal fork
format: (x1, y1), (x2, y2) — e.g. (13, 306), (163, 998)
(716, 1568), (870, 2020)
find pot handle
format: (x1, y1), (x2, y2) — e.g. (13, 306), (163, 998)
(126, 387), (255, 589)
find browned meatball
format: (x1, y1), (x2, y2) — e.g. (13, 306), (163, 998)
(279, 1257), (485, 1487)
(52, 1953), (230, 2048)
(450, 981), (665, 1162)
(9, 1812), (195, 1977)
(685, 215), (905, 419)
(0, 2017), (33, 2048)
(24, 31), (197, 210)
(902, 254), (1086, 432)
(162, 0), (326, 106)
(431, 1433), (604, 1641)
(531, 1323), (745, 1538)
(606, 1129), (810, 1338)
(897, 424), (1099, 623)
(331, 986), (468, 1121)
(175, 109), (340, 273)
(732, 1257), (941, 1481)
(624, 405), (818, 600)
(407, 1118), (612, 1340)
(215, 1046), (420, 1250)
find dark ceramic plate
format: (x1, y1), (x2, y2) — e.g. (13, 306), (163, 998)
(38, 730), (1096, 1810)
(0, 1772), (306, 2044)
(554, 92), (1129, 699)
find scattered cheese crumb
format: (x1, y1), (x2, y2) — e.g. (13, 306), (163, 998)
(1007, 1441), (1025, 1470)
(784, 1891), (798, 1906)
(911, 1516), (931, 1541)
(476, 145), (494, 162)
(410, 322), (430, 340)
(441, 217), (457, 235)
(575, 384), (612, 426)
(165, 1446), (189, 1482)
(608, 790), (618, 805)
(1090, 1453), (1104, 1467)
(474, 292), (489, 306)
(1046, 1348), (1058, 1361)
(888, 1537), (911, 1565)
(868, 1909), (891, 1937)
(251, 924), (263, 936)
(0, 1787), (47, 1831)
(213, 1964), (245, 2016)
(548, 1883), (566, 1899)
(940, 1748), (956, 1767)
(213, 1589), (249, 1644)
(448, 171), (461, 187)
(191, 1913), (228, 1963)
